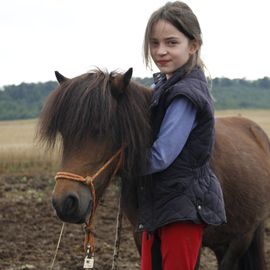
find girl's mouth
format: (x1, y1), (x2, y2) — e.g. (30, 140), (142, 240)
(157, 60), (170, 65)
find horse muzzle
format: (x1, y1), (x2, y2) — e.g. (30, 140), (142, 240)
(52, 183), (92, 224)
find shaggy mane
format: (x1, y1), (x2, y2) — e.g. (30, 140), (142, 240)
(38, 69), (152, 176)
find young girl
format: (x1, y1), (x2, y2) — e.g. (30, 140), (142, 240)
(137, 2), (226, 270)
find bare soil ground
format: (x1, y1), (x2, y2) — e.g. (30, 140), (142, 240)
(1, 174), (270, 270)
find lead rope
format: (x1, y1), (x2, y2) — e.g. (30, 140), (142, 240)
(111, 178), (123, 270)
(50, 185), (124, 270)
(49, 187), (123, 270)
(51, 147), (125, 269)
(50, 222), (65, 270)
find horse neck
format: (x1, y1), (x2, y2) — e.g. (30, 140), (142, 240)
(118, 85), (152, 177)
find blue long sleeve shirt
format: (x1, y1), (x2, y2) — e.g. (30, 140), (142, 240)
(145, 97), (197, 175)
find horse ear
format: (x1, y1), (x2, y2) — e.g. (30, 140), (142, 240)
(110, 68), (133, 98)
(123, 68), (133, 87)
(55, 71), (68, 84)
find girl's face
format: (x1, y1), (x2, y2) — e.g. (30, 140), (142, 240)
(150, 20), (198, 79)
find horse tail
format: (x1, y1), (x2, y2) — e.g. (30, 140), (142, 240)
(238, 223), (266, 270)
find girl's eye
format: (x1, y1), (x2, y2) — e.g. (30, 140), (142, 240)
(168, 40), (178, 46)
(150, 41), (159, 47)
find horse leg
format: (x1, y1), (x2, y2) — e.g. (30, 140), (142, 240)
(213, 247), (227, 268)
(194, 248), (202, 270)
(121, 178), (142, 255)
(218, 226), (264, 270)
(133, 231), (142, 255)
(238, 223), (266, 270)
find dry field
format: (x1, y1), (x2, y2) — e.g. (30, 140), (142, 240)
(0, 119), (59, 174)
(0, 110), (270, 269)
(215, 109), (270, 135)
(0, 110), (269, 174)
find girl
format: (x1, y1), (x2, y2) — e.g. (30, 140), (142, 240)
(138, 2), (226, 270)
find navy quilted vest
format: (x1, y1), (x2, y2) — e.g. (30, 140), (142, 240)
(137, 67), (226, 232)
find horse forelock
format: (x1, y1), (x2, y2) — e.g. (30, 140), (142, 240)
(38, 69), (110, 146)
(38, 69), (152, 176)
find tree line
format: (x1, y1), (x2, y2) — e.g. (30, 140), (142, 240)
(0, 77), (270, 121)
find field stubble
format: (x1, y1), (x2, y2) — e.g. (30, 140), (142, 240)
(0, 119), (59, 174)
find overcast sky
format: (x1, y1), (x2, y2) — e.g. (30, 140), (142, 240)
(0, 0), (269, 87)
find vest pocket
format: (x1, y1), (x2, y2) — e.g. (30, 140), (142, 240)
(193, 173), (226, 225)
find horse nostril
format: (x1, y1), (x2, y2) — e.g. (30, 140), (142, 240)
(52, 188), (92, 224)
(63, 193), (79, 215)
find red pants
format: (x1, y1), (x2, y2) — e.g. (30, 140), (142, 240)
(141, 222), (204, 270)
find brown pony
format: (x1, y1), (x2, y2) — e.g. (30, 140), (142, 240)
(38, 68), (270, 270)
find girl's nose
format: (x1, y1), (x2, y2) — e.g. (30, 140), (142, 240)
(160, 50), (168, 56)
(157, 46), (168, 56)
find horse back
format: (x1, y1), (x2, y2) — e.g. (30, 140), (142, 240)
(208, 116), (270, 236)
(214, 116), (270, 160)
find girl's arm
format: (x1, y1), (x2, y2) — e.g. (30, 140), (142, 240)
(144, 97), (197, 175)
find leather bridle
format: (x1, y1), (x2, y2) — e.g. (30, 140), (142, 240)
(54, 147), (125, 266)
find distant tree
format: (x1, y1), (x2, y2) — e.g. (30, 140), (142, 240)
(0, 76), (269, 121)
(134, 77), (153, 87)
(256, 77), (270, 89)
(0, 81), (57, 120)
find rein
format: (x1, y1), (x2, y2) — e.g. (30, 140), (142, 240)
(54, 147), (125, 269)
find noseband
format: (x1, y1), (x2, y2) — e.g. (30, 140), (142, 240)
(54, 147), (125, 266)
